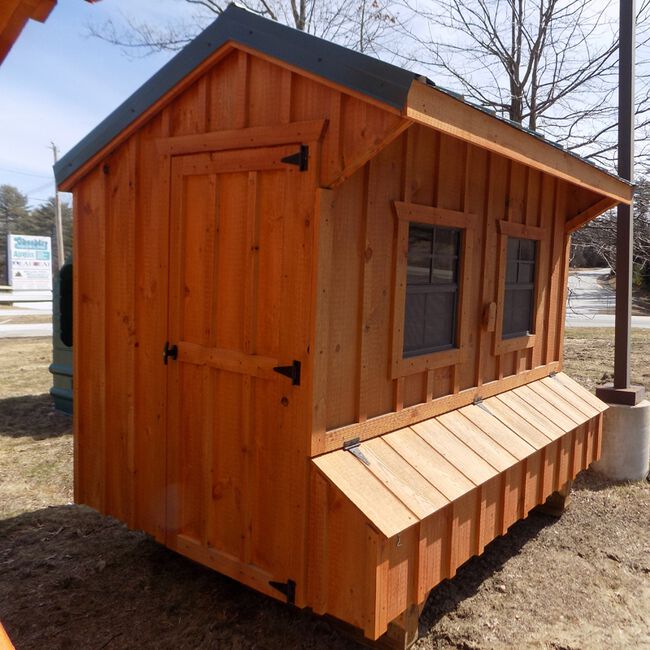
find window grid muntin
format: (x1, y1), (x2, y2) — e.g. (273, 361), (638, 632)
(404, 223), (461, 358)
(503, 237), (537, 339)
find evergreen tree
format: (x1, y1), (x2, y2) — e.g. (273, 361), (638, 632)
(26, 198), (73, 268)
(0, 185), (30, 284)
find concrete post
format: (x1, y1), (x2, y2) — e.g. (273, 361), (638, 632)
(592, 401), (650, 481)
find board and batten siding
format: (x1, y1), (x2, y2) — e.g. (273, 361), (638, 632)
(71, 47), (410, 606)
(311, 123), (575, 455)
(70, 42), (612, 637)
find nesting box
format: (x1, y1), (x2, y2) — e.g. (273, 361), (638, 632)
(55, 6), (631, 645)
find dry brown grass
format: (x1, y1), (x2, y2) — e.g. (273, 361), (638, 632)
(563, 327), (650, 393)
(0, 338), (72, 520)
(0, 333), (648, 650)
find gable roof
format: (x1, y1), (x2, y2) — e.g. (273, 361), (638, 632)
(53, 3), (418, 186)
(53, 3), (631, 205)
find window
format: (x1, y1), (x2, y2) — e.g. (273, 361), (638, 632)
(502, 237), (536, 339)
(403, 223), (461, 357)
(391, 201), (473, 378)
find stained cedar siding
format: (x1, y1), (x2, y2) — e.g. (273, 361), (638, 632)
(311, 382), (605, 638)
(318, 122), (574, 451)
(72, 48), (409, 543)
(74, 166), (106, 512)
(133, 111), (170, 542)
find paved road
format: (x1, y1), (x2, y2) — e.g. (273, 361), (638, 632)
(0, 322), (53, 338)
(0, 302), (52, 338)
(566, 268), (650, 329)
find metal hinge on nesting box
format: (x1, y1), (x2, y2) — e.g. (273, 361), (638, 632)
(269, 578), (296, 604)
(343, 437), (370, 466)
(473, 396), (493, 415)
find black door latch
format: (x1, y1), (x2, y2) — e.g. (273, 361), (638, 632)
(163, 341), (178, 365)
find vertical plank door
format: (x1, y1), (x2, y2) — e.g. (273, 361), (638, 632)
(165, 143), (315, 596)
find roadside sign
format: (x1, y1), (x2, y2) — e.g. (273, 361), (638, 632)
(7, 234), (53, 291)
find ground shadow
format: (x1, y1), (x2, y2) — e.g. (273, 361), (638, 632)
(0, 505), (352, 650)
(0, 501), (571, 649)
(0, 393), (71, 440)
(419, 508), (558, 636)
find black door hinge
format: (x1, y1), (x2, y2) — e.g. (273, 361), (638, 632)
(273, 360), (301, 386)
(269, 578), (296, 604)
(280, 145), (309, 171)
(163, 341), (178, 365)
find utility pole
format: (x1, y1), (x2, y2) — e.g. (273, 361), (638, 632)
(593, 0), (649, 483)
(50, 142), (65, 270)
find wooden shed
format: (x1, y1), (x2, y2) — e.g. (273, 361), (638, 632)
(54, 5), (632, 646)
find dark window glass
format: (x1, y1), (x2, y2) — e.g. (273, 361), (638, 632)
(503, 237), (537, 339)
(404, 223), (461, 357)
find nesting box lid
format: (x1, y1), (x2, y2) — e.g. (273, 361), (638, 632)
(313, 373), (606, 539)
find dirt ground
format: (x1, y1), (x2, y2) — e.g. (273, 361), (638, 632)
(0, 335), (648, 650)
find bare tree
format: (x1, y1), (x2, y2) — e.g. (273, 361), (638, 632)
(572, 178), (650, 276)
(87, 0), (401, 57)
(399, 0), (650, 170)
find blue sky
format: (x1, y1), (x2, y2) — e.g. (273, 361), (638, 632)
(0, 0), (198, 206)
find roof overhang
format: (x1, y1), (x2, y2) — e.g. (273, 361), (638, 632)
(406, 81), (632, 206)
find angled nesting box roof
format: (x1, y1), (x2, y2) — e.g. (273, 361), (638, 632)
(313, 373), (607, 538)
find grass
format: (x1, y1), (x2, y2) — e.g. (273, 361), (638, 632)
(563, 327), (650, 393)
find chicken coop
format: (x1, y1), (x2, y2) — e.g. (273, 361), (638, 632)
(54, 5), (632, 647)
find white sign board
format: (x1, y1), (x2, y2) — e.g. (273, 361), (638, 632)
(7, 234), (53, 291)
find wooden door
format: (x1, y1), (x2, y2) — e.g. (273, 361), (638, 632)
(165, 144), (315, 592)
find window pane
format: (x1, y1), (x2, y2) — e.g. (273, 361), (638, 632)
(403, 223), (461, 357)
(503, 237), (537, 338)
(518, 260), (535, 284)
(424, 291), (455, 349)
(519, 239), (536, 261)
(431, 254), (457, 283)
(404, 292), (426, 354)
(507, 237), (520, 260)
(511, 289), (533, 335)
(433, 227), (459, 256)
(407, 225), (432, 284)
(506, 256), (518, 283)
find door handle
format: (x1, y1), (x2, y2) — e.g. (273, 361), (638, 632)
(163, 341), (178, 365)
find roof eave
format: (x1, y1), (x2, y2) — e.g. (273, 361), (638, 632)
(405, 80), (633, 206)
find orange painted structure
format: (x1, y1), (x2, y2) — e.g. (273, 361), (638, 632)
(56, 6), (631, 644)
(0, 0), (54, 63)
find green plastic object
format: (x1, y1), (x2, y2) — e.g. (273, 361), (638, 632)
(50, 261), (73, 414)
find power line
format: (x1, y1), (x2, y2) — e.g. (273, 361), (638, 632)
(0, 166), (52, 179)
(25, 181), (54, 195)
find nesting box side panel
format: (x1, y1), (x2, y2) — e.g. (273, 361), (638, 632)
(311, 124), (577, 454)
(306, 468), (391, 639)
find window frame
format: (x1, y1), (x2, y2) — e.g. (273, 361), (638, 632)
(391, 201), (476, 379)
(493, 220), (545, 355)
